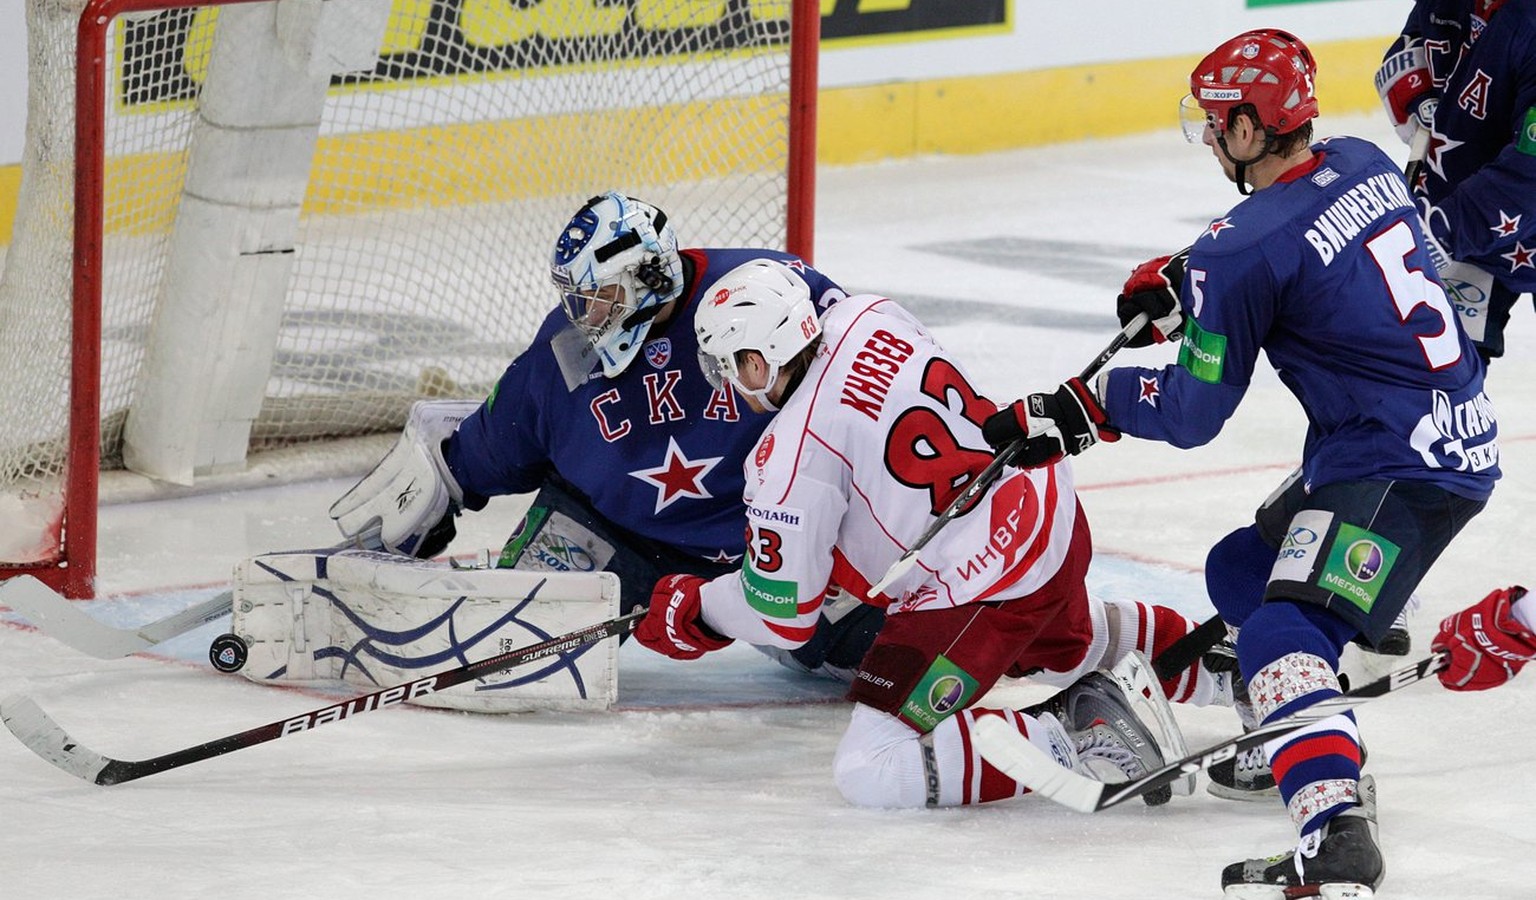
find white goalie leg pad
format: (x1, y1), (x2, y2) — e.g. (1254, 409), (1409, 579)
(328, 399), (479, 555)
(232, 549), (621, 712)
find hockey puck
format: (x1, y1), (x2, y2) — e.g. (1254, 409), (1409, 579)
(208, 633), (249, 673)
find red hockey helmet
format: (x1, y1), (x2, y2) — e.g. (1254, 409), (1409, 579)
(1183, 29), (1319, 139)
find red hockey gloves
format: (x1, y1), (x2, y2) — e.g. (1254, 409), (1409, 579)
(981, 377), (1119, 468)
(1375, 38), (1437, 144)
(1432, 586), (1536, 691)
(635, 574), (735, 661)
(1118, 251), (1188, 348)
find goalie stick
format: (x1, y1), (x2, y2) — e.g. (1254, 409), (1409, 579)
(0, 541), (380, 659)
(2, 603), (645, 786)
(867, 312), (1150, 598)
(1, 575), (231, 660)
(974, 652), (1448, 813)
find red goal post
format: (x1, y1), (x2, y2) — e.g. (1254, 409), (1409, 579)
(1, 0), (819, 597)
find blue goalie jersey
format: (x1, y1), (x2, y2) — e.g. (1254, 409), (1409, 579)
(444, 248), (846, 562)
(1102, 136), (1500, 501)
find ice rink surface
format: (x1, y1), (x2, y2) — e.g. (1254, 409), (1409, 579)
(3, 112), (1534, 899)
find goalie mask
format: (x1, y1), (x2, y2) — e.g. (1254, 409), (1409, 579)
(550, 191), (685, 378)
(694, 258), (822, 412)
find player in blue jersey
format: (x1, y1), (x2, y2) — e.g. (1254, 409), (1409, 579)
(980, 31), (1501, 897)
(328, 191), (881, 682)
(1376, 0), (1536, 361)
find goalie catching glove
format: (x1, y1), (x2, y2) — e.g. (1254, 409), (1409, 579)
(330, 399), (479, 557)
(1432, 586), (1536, 691)
(1117, 250), (1187, 347)
(635, 574), (734, 660)
(981, 378), (1119, 468)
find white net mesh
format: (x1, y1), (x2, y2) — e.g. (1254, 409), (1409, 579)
(0, 0), (800, 566)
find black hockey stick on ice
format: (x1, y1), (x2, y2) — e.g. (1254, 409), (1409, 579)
(1, 575), (231, 659)
(2, 603), (645, 786)
(867, 312), (1150, 597)
(975, 652), (1448, 813)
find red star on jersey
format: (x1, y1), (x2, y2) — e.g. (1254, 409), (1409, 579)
(1425, 128), (1463, 181)
(1491, 210), (1523, 238)
(1500, 241), (1535, 273)
(1205, 217), (1235, 240)
(1138, 375), (1160, 407)
(706, 549), (743, 564)
(630, 437), (723, 514)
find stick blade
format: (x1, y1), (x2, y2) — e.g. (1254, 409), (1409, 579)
(1, 694), (113, 784)
(973, 715), (1104, 813)
(866, 552), (916, 599)
(1, 576), (146, 658)
(0, 576), (230, 659)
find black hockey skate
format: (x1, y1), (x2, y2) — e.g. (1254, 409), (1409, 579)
(1027, 669), (1172, 806)
(1350, 597), (1416, 657)
(1221, 775), (1383, 899)
(1208, 667), (1279, 801)
(1208, 734), (1370, 804)
(1209, 744), (1279, 800)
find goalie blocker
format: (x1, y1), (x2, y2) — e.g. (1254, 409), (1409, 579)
(232, 549), (620, 712)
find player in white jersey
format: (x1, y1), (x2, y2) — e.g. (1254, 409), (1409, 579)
(632, 258), (1232, 809)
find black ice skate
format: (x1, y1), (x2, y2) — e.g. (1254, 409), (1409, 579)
(1208, 666), (1279, 801)
(1208, 731), (1371, 803)
(1027, 666), (1172, 806)
(1350, 595), (1417, 657)
(1220, 775), (1383, 899)
(1209, 744), (1279, 800)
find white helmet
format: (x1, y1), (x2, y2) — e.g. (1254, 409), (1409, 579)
(550, 191), (685, 377)
(694, 258), (822, 411)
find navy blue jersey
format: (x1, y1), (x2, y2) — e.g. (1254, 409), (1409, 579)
(1394, 0), (1536, 292)
(1102, 137), (1500, 501)
(445, 249), (846, 562)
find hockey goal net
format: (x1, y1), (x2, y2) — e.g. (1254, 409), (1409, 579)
(0, 0), (817, 597)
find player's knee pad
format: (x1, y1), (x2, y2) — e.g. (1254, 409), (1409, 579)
(833, 703), (929, 808)
(1205, 525), (1273, 626)
(231, 549), (621, 712)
